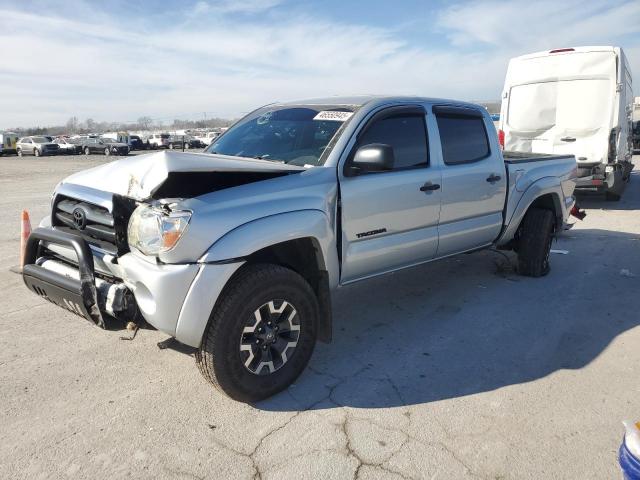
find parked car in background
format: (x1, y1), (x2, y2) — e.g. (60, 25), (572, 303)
(79, 137), (129, 156)
(129, 135), (146, 150)
(146, 133), (170, 149)
(195, 131), (220, 146)
(0, 131), (19, 156)
(16, 136), (60, 157)
(167, 135), (185, 150)
(53, 137), (83, 155)
(102, 131), (130, 145)
(499, 46), (634, 201)
(186, 137), (206, 149)
(633, 121), (640, 152)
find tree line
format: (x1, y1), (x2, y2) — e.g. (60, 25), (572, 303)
(10, 116), (235, 136)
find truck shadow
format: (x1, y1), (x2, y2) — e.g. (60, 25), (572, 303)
(258, 227), (640, 411)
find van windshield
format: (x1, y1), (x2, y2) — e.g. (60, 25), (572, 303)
(205, 105), (359, 166)
(507, 79), (613, 132)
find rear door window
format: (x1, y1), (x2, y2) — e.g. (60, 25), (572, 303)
(434, 110), (490, 165)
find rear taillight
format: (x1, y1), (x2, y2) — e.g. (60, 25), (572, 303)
(498, 129), (505, 149)
(549, 48), (575, 54)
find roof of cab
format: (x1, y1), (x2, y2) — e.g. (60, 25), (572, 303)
(275, 95), (485, 111)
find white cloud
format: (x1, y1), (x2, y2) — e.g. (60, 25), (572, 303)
(192, 0), (283, 15)
(0, 0), (638, 129)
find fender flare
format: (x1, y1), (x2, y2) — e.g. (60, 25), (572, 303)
(175, 210), (339, 347)
(497, 177), (565, 245)
(199, 209), (339, 289)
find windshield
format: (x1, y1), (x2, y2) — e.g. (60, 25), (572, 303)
(508, 79), (613, 132)
(205, 105), (359, 166)
(32, 136), (49, 143)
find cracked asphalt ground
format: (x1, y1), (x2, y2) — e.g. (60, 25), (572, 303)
(1, 152), (639, 479)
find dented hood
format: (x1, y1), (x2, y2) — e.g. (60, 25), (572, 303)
(62, 150), (305, 200)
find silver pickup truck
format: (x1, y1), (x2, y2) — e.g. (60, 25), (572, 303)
(22, 96), (578, 402)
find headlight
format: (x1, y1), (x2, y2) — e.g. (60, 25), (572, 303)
(127, 205), (191, 256)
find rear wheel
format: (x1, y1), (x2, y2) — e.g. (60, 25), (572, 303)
(196, 264), (318, 402)
(184, 142), (190, 149)
(34, 148), (40, 157)
(84, 147), (90, 155)
(169, 143), (174, 149)
(104, 148), (110, 156)
(17, 148), (22, 157)
(517, 208), (555, 277)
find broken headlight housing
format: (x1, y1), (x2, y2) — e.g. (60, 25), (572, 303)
(127, 205), (191, 256)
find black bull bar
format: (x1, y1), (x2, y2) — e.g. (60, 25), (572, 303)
(22, 228), (106, 328)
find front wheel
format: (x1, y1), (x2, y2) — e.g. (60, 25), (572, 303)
(104, 148), (110, 156)
(517, 208), (555, 277)
(34, 148), (40, 157)
(17, 148), (23, 157)
(84, 147), (90, 156)
(196, 264), (318, 402)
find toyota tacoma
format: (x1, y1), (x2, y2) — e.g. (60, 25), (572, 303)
(22, 96), (578, 402)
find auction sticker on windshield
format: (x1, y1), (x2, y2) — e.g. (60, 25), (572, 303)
(313, 111), (354, 122)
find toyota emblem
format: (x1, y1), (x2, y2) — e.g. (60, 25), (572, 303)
(72, 208), (87, 229)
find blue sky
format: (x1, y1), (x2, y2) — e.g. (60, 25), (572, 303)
(1, 0), (638, 129)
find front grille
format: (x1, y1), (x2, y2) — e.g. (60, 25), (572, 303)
(54, 196), (116, 247)
(51, 194), (137, 256)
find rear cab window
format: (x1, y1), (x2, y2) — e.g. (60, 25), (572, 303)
(433, 106), (490, 165)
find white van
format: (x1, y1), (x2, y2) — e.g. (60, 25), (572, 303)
(499, 46), (634, 200)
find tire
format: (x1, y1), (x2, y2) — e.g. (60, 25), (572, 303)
(34, 148), (40, 157)
(104, 148), (110, 156)
(184, 142), (190, 150)
(169, 143), (174, 150)
(196, 264), (318, 402)
(517, 208), (555, 277)
(17, 148), (22, 157)
(84, 147), (90, 156)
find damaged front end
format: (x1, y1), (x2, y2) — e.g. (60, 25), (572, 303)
(21, 151), (305, 331)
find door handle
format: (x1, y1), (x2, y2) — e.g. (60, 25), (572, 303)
(486, 174), (501, 183)
(420, 182), (440, 192)
(560, 137), (576, 142)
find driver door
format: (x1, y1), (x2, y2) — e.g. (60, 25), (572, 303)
(339, 106), (442, 283)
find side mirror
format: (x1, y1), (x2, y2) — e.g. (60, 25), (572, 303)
(347, 143), (395, 176)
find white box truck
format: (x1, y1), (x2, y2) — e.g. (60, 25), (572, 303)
(499, 46), (634, 200)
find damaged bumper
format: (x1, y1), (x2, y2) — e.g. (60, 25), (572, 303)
(22, 227), (198, 334)
(22, 227), (243, 347)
